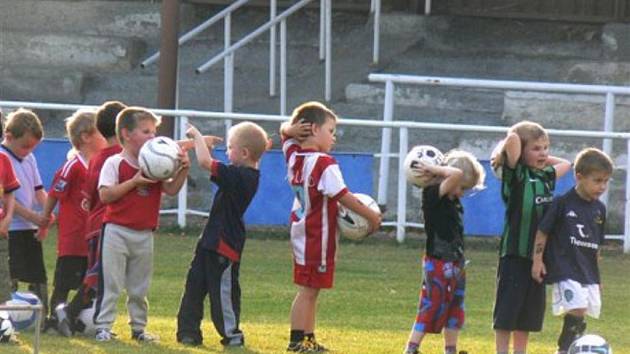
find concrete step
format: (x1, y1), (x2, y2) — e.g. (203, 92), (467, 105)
(186, 0), (372, 12)
(1, 31), (146, 71)
(0, 0), (197, 44)
(0, 67), (85, 103)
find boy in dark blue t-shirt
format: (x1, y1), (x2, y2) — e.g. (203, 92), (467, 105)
(176, 122), (269, 348)
(532, 148), (613, 354)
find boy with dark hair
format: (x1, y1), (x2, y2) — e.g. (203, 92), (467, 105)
(94, 107), (189, 342)
(176, 121), (266, 348)
(55, 101), (126, 336)
(281, 101), (382, 352)
(532, 148), (613, 354)
(490, 120), (572, 354)
(0, 108), (51, 319)
(38, 109), (106, 330)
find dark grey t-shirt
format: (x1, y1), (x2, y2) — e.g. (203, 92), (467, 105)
(538, 188), (605, 284)
(422, 184), (464, 261)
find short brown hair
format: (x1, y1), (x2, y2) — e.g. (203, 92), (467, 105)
(116, 107), (160, 145)
(444, 149), (486, 190)
(66, 110), (97, 148)
(4, 108), (44, 140)
(96, 101), (126, 139)
(290, 101), (337, 127)
(574, 148), (613, 176)
(509, 120), (548, 148)
(229, 122), (269, 161)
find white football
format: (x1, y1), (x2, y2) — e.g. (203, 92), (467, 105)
(7, 291), (41, 330)
(403, 145), (444, 187)
(75, 302), (97, 336)
(337, 193), (381, 241)
(569, 334), (612, 354)
(139, 136), (182, 181)
(0, 311), (13, 343)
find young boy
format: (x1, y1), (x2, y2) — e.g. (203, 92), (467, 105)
(531, 148), (612, 354)
(38, 110), (106, 329)
(176, 121), (267, 348)
(490, 121), (572, 354)
(281, 101), (382, 352)
(403, 150), (485, 354)
(55, 101), (126, 336)
(94, 107), (190, 342)
(0, 111), (21, 344)
(0, 108), (51, 317)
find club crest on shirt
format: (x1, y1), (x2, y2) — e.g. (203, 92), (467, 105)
(80, 198), (90, 212)
(53, 179), (68, 193)
(594, 213), (604, 225)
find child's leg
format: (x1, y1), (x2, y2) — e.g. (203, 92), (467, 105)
(290, 286), (320, 333)
(557, 310), (586, 352)
(495, 330), (511, 354)
(207, 252), (243, 346)
(176, 246), (209, 344)
(125, 229), (153, 334)
(444, 329), (459, 354)
(512, 331), (529, 353)
(94, 225), (128, 331)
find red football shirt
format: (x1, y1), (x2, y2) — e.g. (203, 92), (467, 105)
(0, 152), (20, 219)
(49, 154), (89, 257)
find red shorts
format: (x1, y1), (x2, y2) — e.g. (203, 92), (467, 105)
(293, 262), (335, 289)
(413, 256), (466, 334)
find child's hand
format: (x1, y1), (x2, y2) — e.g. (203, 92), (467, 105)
(133, 171), (158, 186)
(411, 162), (439, 186)
(0, 217), (9, 238)
(185, 124), (202, 139)
(367, 211), (382, 234)
(287, 119), (312, 142)
(531, 260), (546, 283)
(177, 150), (191, 171)
(33, 212), (54, 228)
(36, 226), (49, 241)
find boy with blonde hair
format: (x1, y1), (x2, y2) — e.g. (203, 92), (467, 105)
(1, 109), (51, 318)
(176, 121), (267, 348)
(491, 121), (572, 354)
(94, 107), (189, 342)
(532, 148), (613, 354)
(281, 101), (382, 352)
(38, 110), (106, 330)
(403, 149), (485, 354)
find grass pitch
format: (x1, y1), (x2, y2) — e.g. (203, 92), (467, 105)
(6, 227), (630, 353)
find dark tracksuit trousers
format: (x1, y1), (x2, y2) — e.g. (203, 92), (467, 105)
(177, 243), (242, 346)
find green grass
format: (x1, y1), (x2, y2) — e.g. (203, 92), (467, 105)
(6, 228), (630, 353)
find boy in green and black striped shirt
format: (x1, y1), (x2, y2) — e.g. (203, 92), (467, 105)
(490, 121), (571, 354)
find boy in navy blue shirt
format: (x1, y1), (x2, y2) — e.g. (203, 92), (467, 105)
(532, 148), (613, 354)
(176, 121), (269, 348)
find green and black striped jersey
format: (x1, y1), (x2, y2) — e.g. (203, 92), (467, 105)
(499, 162), (556, 259)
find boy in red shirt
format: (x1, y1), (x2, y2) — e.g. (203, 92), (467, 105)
(39, 109), (106, 330)
(93, 107), (189, 342)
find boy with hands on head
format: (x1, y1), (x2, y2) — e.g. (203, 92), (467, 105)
(531, 148), (612, 354)
(281, 101), (381, 353)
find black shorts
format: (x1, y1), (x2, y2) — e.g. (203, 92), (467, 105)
(493, 256), (545, 332)
(53, 256), (87, 291)
(8, 230), (47, 283)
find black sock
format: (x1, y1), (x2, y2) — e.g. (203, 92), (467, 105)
(558, 314), (586, 351)
(290, 330), (304, 344)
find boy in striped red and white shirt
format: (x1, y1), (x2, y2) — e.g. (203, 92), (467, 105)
(281, 101), (381, 353)
(39, 110), (106, 330)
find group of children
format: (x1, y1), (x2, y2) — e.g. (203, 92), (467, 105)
(0, 101), (613, 354)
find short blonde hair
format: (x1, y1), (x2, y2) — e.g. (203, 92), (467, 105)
(116, 107), (160, 145)
(443, 149), (486, 190)
(4, 108), (44, 140)
(290, 101), (337, 127)
(509, 120), (549, 149)
(229, 122), (269, 161)
(66, 110), (97, 148)
(575, 148), (613, 176)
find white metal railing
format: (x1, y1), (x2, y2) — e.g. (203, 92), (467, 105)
(142, 0), (332, 117)
(2, 100), (630, 253)
(369, 74), (630, 214)
(0, 303), (44, 354)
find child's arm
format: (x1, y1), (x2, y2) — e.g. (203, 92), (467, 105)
(0, 193), (15, 238)
(185, 123), (215, 172)
(99, 173), (156, 204)
(36, 194), (58, 241)
(177, 136), (223, 152)
(162, 150), (191, 196)
(13, 195), (51, 228)
(413, 163), (463, 197)
(280, 120), (311, 141)
(546, 155), (572, 179)
(338, 193), (382, 234)
(531, 230), (549, 283)
(491, 132), (521, 170)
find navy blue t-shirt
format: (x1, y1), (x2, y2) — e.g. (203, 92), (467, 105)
(200, 161), (260, 261)
(538, 188), (606, 285)
(422, 184), (464, 261)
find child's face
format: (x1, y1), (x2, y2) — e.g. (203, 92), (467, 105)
(85, 130), (107, 153)
(226, 135), (248, 166)
(123, 119), (156, 157)
(312, 117), (336, 153)
(576, 171), (611, 202)
(522, 137), (549, 170)
(5, 132), (41, 158)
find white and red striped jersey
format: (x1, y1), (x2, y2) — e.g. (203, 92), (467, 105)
(283, 138), (348, 269)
